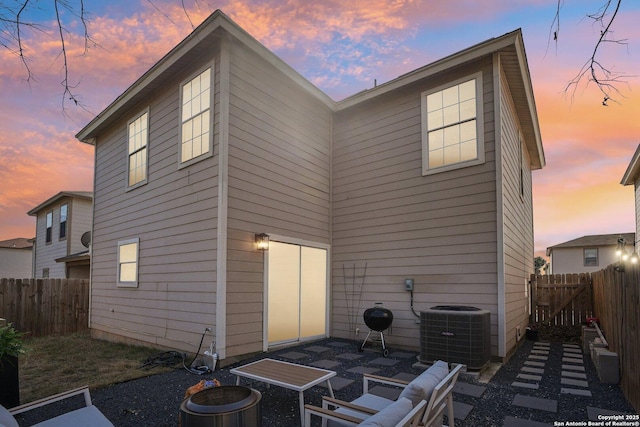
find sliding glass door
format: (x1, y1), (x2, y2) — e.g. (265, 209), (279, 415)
(267, 241), (327, 346)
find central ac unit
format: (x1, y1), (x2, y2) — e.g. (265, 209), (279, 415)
(419, 306), (491, 370)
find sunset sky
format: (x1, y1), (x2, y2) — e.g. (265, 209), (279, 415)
(1, 0), (639, 257)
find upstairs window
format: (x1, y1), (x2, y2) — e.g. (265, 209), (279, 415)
(45, 212), (53, 244)
(128, 110), (148, 187)
(584, 248), (598, 266)
(421, 73), (484, 175)
(118, 238), (139, 288)
(180, 67), (212, 164)
(59, 204), (68, 240)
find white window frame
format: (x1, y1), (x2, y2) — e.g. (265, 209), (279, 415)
(421, 72), (484, 175)
(584, 248), (598, 267)
(117, 238), (139, 288)
(45, 211), (53, 244)
(59, 203), (68, 240)
(179, 64), (214, 167)
(127, 109), (149, 189)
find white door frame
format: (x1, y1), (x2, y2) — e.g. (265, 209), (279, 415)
(263, 234), (331, 351)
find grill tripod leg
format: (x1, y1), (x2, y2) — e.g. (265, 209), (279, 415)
(359, 330), (372, 352)
(380, 332), (389, 357)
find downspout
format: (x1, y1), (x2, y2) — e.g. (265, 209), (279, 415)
(216, 38), (230, 360)
(493, 52), (506, 359)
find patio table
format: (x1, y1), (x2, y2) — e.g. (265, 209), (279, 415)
(230, 358), (336, 426)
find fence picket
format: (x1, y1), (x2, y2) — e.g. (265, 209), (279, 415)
(591, 265), (639, 413)
(0, 278), (89, 337)
(530, 273), (594, 325)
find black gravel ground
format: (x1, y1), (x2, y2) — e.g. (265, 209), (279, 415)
(14, 337), (638, 426)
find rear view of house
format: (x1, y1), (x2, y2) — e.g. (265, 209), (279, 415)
(27, 191), (93, 279)
(76, 11), (544, 364)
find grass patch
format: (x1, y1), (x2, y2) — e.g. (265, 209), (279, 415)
(19, 332), (174, 403)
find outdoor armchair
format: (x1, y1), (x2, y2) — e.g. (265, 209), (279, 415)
(304, 361), (462, 427)
(0, 386), (113, 427)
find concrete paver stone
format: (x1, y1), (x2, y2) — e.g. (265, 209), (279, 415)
(512, 394), (558, 413)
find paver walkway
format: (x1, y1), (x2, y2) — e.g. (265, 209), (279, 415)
(259, 337), (637, 426)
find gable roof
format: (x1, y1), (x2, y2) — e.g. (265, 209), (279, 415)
(27, 191), (93, 216)
(621, 144), (640, 185)
(546, 233), (635, 256)
(337, 29), (545, 170)
(76, 10), (332, 144)
(0, 238), (33, 249)
(76, 11), (545, 170)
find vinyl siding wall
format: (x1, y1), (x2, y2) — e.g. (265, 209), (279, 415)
(90, 50), (221, 352)
(635, 180), (640, 249)
(0, 248), (32, 279)
(499, 67), (534, 358)
(332, 58), (499, 355)
(69, 198), (93, 253)
(549, 246), (618, 274)
(225, 40), (332, 357)
(32, 197), (91, 278)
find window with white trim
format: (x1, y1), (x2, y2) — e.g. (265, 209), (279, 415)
(421, 73), (484, 174)
(584, 248), (598, 267)
(117, 238), (139, 287)
(180, 67), (212, 164)
(59, 204), (68, 240)
(45, 211), (53, 244)
(128, 111), (148, 187)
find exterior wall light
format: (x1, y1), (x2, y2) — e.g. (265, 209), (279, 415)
(615, 236), (638, 271)
(255, 233), (269, 251)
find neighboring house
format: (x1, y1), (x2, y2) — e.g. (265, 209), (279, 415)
(27, 192), (93, 279)
(621, 144), (640, 249)
(546, 233), (635, 274)
(75, 11), (545, 363)
(0, 238), (33, 279)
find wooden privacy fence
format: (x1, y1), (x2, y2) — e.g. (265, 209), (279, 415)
(530, 273), (594, 325)
(592, 265), (640, 413)
(0, 278), (89, 336)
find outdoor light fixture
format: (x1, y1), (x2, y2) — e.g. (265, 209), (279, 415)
(614, 236), (638, 271)
(255, 233), (269, 251)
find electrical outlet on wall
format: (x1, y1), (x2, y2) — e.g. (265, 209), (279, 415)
(404, 278), (414, 291)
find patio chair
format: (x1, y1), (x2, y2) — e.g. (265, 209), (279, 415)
(0, 386), (113, 427)
(304, 361), (462, 427)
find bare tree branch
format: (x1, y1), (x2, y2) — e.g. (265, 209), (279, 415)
(554, 0), (633, 105)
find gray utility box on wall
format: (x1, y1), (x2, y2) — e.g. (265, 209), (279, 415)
(419, 306), (491, 370)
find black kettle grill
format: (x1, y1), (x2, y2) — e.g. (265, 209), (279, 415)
(359, 303), (393, 356)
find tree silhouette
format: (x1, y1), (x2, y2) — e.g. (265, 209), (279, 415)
(551, 0), (630, 105)
(1, 1), (630, 108)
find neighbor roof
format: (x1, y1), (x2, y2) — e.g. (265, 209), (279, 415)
(27, 191), (93, 216)
(546, 233), (635, 256)
(75, 11), (544, 169)
(0, 238), (33, 249)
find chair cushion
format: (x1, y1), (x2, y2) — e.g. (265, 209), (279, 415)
(398, 360), (449, 406)
(357, 397), (413, 427)
(0, 405), (19, 427)
(327, 394), (394, 427)
(32, 405), (114, 427)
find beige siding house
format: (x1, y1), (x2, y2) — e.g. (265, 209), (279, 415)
(0, 238), (33, 279)
(76, 11), (544, 363)
(546, 233), (635, 274)
(622, 144), (640, 250)
(27, 192), (93, 279)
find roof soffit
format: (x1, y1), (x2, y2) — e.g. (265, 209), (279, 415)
(27, 191), (93, 216)
(621, 144), (640, 185)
